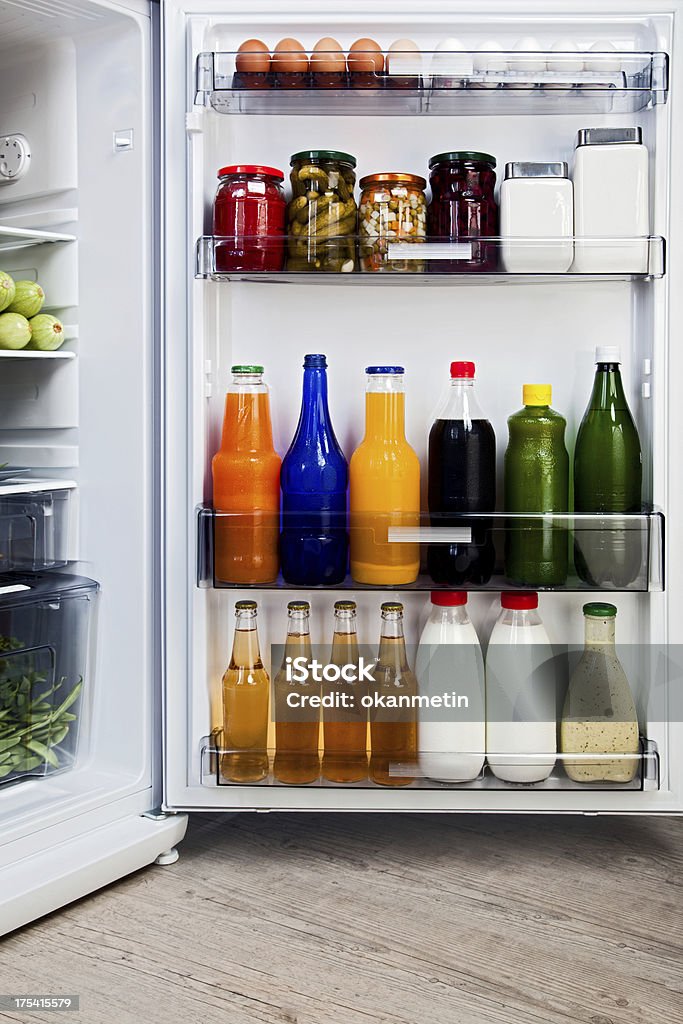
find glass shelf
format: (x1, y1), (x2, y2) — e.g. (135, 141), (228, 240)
(196, 235), (666, 281)
(196, 507), (665, 593)
(195, 50), (668, 116)
(199, 737), (660, 792)
(0, 225), (76, 253)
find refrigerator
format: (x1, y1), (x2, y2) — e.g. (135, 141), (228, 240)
(1, 0), (681, 935)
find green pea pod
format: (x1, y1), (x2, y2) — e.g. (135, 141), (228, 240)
(25, 737), (60, 768)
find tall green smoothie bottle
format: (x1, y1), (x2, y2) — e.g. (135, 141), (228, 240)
(574, 347), (642, 587)
(505, 384), (569, 586)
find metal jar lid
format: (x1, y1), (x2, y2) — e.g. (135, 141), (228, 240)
(290, 150), (357, 167)
(576, 127), (643, 147)
(429, 151), (497, 169)
(504, 161), (569, 179)
(359, 172), (427, 190)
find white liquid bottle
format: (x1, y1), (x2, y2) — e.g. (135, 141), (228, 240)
(485, 592), (557, 783)
(416, 591), (485, 783)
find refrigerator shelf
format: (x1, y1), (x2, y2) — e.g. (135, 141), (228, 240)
(196, 235), (666, 281)
(199, 737), (660, 792)
(197, 507), (665, 593)
(195, 50), (668, 115)
(0, 225), (76, 253)
(0, 350), (75, 360)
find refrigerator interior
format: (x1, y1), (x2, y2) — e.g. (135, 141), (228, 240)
(0, 0), (160, 863)
(163, 0), (683, 812)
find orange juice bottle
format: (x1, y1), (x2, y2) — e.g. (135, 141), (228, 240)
(212, 365), (281, 584)
(350, 366), (420, 585)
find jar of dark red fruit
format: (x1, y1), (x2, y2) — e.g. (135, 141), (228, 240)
(212, 165), (286, 273)
(427, 152), (498, 273)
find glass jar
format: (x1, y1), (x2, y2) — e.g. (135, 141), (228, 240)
(212, 165), (286, 273)
(287, 150), (357, 272)
(427, 151), (498, 273)
(359, 173), (427, 273)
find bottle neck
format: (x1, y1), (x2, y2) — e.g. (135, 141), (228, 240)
(230, 611), (262, 667)
(378, 612), (409, 668)
(438, 378), (485, 422)
(365, 391), (406, 441)
(220, 379), (274, 452)
(584, 616), (616, 647)
(331, 611), (359, 659)
(295, 366), (331, 438)
(590, 363), (628, 411)
(283, 610), (312, 657)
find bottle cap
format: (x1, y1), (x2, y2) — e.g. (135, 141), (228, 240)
(595, 346), (621, 365)
(450, 361), (475, 379)
(523, 384), (551, 406)
(366, 365), (405, 375)
(235, 599), (257, 611)
(334, 600), (357, 611)
(381, 601), (404, 613)
(304, 354), (327, 368)
(431, 591), (467, 606)
(232, 364), (264, 374)
(501, 592), (538, 610)
(287, 600), (310, 611)
(583, 602), (617, 618)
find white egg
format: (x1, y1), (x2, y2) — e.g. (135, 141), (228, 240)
(473, 40), (507, 75)
(510, 36), (547, 73)
(548, 38), (585, 73)
(431, 36), (473, 77)
(386, 38), (422, 77)
(585, 40), (621, 73)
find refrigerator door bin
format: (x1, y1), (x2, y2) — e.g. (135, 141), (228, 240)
(196, 234), (666, 281)
(195, 50), (668, 115)
(196, 506), (665, 593)
(0, 574), (98, 786)
(199, 737), (660, 792)
(0, 485), (73, 572)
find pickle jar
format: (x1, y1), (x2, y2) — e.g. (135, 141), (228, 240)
(286, 150), (357, 272)
(359, 172), (427, 273)
(427, 151), (499, 273)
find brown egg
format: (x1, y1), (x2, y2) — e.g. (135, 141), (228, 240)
(311, 36), (346, 73)
(235, 39), (271, 74)
(347, 37), (384, 73)
(272, 37), (309, 73)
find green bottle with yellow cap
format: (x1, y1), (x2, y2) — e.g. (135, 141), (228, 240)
(504, 384), (569, 586)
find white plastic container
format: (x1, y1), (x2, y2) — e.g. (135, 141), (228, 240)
(500, 162), (573, 273)
(416, 591), (485, 783)
(485, 592), (557, 783)
(572, 126), (649, 273)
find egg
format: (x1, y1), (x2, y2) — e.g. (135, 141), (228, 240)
(472, 41), (506, 87)
(311, 36), (346, 73)
(272, 37), (309, 73)
(548, 39), (584, 73)
(386, 38), (421, 77)
(235, 39), (271, 74)
(585, 40), (621, 73)
(510, 36), (547, 73)
(431, 37), (473, 77)
(347, 37), (384, 74)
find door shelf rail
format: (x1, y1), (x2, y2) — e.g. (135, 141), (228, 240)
(196, 235), (666, 281)
(195, 50), (668, 115)
(199, 737), (660, 792)
(196, 506), (665, 593)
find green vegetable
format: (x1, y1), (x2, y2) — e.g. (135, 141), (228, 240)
(0, 638), (83, 783)
(0, 311), (31, 350)
(0, 272), (15, 312)
(27, 313), (64, 351)
(7, 280), (45, 318)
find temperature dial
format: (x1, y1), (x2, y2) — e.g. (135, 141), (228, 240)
(0, 134), (31, 183)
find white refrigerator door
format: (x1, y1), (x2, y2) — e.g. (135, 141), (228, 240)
(0, 0), (186, 937)
(163, 0), (682, 815)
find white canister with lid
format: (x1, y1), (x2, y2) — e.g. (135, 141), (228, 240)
(500, 162), (574, 273)
(572, 126), (649, 273)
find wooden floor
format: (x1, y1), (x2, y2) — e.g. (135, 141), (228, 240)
(1, 813), (682, 1024)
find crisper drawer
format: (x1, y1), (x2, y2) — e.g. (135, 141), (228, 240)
(0, 483), (74, 573)
(0, 573), (98, 785)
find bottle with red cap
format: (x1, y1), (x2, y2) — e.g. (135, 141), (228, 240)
(485, 592), (557, 785)
(427, 361), (496, 586)
(416, 591), (485, 783)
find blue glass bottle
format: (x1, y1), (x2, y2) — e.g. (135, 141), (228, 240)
(281, 354), (348, 585)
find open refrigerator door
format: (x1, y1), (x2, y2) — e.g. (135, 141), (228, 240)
(0, 0), (186, 936)
(163, 0), (683, 814)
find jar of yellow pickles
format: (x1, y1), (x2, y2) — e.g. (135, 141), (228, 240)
(359, 172), (427, 273)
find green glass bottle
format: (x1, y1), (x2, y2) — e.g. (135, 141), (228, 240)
(505, 384), (569, 586)
(574, 347), (642, 587)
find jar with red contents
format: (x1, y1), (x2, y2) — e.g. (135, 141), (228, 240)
(427, 152), (498, 273)
(212, 165), (286, 273)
